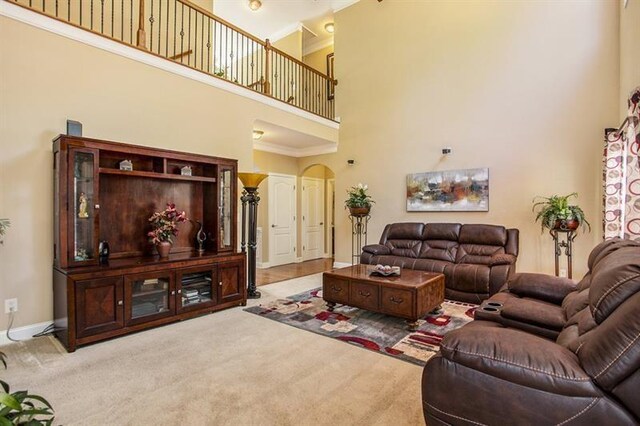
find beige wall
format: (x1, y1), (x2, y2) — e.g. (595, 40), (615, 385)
(309, 0), (620, 277)
(303, 45), (334, 74)
(272, 30), (302, 61)
(620, 0), (640, 117)
(0, 16), (336, 329)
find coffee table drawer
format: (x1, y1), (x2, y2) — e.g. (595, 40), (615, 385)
(323, 276), (350, 304)
(381, 287), (414, 318)
(350, 281), (379, 311)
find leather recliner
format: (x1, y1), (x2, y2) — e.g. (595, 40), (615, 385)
(421, 241), (640, 425)
(361, 223), (519, 303)
(474, 237), (639, 339)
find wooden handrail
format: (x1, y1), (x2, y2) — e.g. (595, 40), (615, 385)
(170, 50), (193, 60)
(269, 44), (332, 80)
(175, 0), (265, 46)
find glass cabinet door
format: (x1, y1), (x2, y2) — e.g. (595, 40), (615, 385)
(218, 166), (234, 251)
(124, 272), (174, 326)
(69, 148), (99, 266)
(176, 267), (217, 312)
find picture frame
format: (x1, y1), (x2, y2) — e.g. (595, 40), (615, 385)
(406, 168), (489, 212)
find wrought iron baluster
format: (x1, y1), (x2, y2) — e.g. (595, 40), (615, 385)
(90, 0), (94, 30)
(149, 0), (154, 51)
(207, 18), (211, 73)
(180, 3), (184, 62)
(187, 6), (191, 66)
(100, 0), (104, 34)
(157, 0), (162, 53)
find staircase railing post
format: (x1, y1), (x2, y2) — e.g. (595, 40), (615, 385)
(136, 0), (146, 49)
(264, 39), (272, 96)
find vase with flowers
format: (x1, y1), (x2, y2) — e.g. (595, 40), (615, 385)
(345, 183), (375, 216)
(148, 203), (188, 258)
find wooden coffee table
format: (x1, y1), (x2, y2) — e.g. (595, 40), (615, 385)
(322, 264), (445, 331)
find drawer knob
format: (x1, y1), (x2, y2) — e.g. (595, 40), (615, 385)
(177, 289), (182, 294)
(117, 300), (123, 306)
(171, 290), (175, 295)
(331, 285), (342, 292)
(358, 290), (371, 298)
(389, 296), (403, 304)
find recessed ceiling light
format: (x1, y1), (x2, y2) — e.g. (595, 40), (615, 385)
(324, 23), (335, 33)
(249, 0), (262, 11)
(252, 130), (264, 140)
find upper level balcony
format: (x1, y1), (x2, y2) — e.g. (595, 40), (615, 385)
(7, 0), (337, 122)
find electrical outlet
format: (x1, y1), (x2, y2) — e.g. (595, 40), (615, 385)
(559, 269), (568, 278)
(4, 298), (18, 314)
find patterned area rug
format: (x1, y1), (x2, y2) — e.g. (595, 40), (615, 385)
(244, 287), (476, 366)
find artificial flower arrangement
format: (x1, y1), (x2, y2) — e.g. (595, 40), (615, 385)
(147, 203), (188, 245)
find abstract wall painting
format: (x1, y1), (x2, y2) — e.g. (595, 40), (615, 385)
(406, 168), (489, 212)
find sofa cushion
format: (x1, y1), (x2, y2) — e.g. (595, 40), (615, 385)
(589, 245), (640, 323)
(456, 244), (505, 265)
(459, 224), (507, 246)
(384, 222), (424, 240)
(422, 223), (461, 241)
(385, 240), (422, 258)
(445, 263), (490, 294)
(418, 240), (458, 262)
(501, 297), (566, 331)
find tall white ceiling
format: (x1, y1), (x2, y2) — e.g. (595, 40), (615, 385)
(214, 0), (357, 49)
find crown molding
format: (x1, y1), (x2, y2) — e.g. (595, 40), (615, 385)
(253, 140), (337, 157)
(332, 0), (361, 14)
(268, 22), (303, 43)
(1, 2), (339, 130)
(303, 37), (334, 57)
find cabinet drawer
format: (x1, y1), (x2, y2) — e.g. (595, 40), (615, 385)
(380, 287), (414, 319)
(323, 276), (350, 304)
(350, 281), (379, 311)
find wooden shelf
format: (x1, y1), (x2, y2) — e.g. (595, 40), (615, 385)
(99, 168), (217, 183)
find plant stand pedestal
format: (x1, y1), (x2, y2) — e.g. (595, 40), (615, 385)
(350, 214), (370, 265)
(549, 229), (576, 279)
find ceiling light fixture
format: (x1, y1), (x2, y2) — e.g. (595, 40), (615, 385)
(249, 0), (262, 11)
(324, 22), (335, 33)
(252, 130), (264, 140)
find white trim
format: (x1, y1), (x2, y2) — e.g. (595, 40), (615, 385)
(333, 0), (361, 13)
(0, 2), (339, 130)
(268, 22), (303, 43)
(257, 262), (271, 269)
(0, 321), (53, 345)
(254, 140), (337, 157)
(323, 253), (332, 258)
(296, 257), (304, 263)
(333, 261), (351, 269)
(303, 38), (334, 57)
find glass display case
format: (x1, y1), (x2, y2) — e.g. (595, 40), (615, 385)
(177, 267), (217, 312)
(219, 167), (233, 250)
(70, 148), (98, 265)
(125, 273), (174, 325)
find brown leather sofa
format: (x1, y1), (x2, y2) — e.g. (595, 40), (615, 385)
(361, 223), (519, 303)
(474, 237), (639, 339)
(421, 239), (640, 425)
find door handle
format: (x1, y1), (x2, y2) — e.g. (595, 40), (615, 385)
(271, 224), (276, 228)
(389, 296), (404, 304)
(358, 290), (371, 298)
(320, 222), (324, 225)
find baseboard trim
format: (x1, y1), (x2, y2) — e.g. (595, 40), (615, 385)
(257, 262), (271, 269)
(333, 261), (351, 269)
(0, 321), (53, 346)
(296, 257), (303, 263)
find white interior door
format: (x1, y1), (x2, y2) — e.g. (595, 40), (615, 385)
(268, 173), (297, 267)
(302, 177), (325, 261)
(326, 179), (335, 257)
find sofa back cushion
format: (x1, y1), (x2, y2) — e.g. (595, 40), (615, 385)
(456, 224), (507, 264)
(419, 224), (460, 261)
(381, 223), (424, 258)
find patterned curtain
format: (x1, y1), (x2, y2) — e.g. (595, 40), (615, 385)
(603, 87), (640, 240)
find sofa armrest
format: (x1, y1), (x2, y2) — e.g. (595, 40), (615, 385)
(439, 321), (599, 397)
(362, 244), (390, 256)
(489, 253), (516, 266)
(507, 273), (577, 305)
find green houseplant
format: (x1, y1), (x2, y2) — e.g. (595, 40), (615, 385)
(1, 351), (54, 425)
(0, 219), (9, 244)
(345, 183), (375, 216)
(532, 193), (591, 232)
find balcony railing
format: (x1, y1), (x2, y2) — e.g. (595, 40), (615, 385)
(8, 0), (337, 121)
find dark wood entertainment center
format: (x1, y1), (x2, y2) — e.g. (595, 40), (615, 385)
(52, 135), (246, 352)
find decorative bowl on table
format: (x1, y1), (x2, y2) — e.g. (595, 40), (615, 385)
(372, 264), (401, 276)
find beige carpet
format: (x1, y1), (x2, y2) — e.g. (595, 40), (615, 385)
(1, 273), (425, 425)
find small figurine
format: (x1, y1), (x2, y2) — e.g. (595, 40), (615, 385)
(196, 221), (206, 254)
(75, 248), (88, 261)
(181, 165), (192, 176)
(78, 192), (89, 218)
(119, 159), (133, 171)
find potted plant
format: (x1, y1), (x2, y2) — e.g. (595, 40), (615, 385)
(148, 203), (188, 258)
(0, 218), (9, 244)
(532, 193), (591, 232)
(345, 183), (375, 216)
